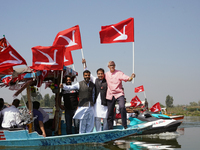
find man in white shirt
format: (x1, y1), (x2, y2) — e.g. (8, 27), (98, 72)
(60, 70), (95, 134)
(82, 59), (108, 131)
(1, 99), (21, 128)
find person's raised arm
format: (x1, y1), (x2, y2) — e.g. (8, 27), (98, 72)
(59, 82), (79, 91)
(128, 73), (136, 82)
(82, 58), (96, 83)
(82, 58), (87, 70)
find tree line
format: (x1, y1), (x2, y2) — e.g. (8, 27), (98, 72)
(20, 92), (55, 108)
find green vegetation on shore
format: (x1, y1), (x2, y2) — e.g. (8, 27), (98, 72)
(162, 95), (200, 116)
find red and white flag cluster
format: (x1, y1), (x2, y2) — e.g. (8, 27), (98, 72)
(1, 18), (135, 87)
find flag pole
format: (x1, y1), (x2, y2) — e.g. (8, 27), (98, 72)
(132, 42), (135, 83)
(60, 69), (63, 93)
(72, 64), (75, 71)
(143, 91), (147, 100)
(81, 49), (86, 68)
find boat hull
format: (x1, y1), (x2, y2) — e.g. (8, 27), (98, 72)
(0, 124), (151, 147)
(142, 121), (182, 135)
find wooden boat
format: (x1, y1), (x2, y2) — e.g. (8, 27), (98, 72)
(0, 124), (152, 147)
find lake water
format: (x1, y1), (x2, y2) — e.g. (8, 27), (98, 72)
(1, 116), (200, 150)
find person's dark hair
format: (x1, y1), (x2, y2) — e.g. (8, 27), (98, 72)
(64, 75), (72, 83)
(96, 68), (104, 74)
(12, 99), (20, 108)
(0, 98), (4, 103)
(33, 101), (40, 110)
(0, 102), (3, 110)
(83, 70), (90, 75)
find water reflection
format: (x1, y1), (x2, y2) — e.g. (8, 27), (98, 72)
(114, 131), (181, 150)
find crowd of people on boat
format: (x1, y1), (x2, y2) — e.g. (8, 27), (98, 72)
(59, 59), (135, 134)
(0, 59), (135, 137)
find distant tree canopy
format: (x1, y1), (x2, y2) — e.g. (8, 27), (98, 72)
(20, 92), (55, 108)
(165, 95), (174, 108)
(190, 102), (198, 106)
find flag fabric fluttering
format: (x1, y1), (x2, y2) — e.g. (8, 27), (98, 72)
(130, 95), (142, 107)
(31, 46), (64, 70)
(135, 85), (144, 93)
(1, 75), (12, 86)
(99, 17), (134, 44)
(0, 37), (9, 53)
(0, 66), (13, 74)
(37, 70), (49, 87)
(63, 50), (73, 66)
(0, 45), (27, 70)
(150, 102), (161, 112)
(53, 25), (82, 51)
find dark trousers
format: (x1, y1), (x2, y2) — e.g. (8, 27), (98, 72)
(65, 109), (79, 134)
(107, 95), (127, 129)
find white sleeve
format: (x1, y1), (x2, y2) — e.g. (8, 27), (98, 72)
(63, 82), (79, 91)
(90, 73), (97, 84)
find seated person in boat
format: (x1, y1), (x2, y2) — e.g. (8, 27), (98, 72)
(26, 101), (50, 129)
(0, 99), (22, 129)
(60, 70), (95, 134)
(0, 98), (7, 110)
(33, 101), (52, 137)
(59, 75), (79, 134)
(82, 59), (108, 131)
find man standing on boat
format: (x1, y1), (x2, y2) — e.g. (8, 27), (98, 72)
(59, 75), (79, 134)
(106, 61), (135, 129)
(82, 59), (108, 131)
(60, 70), (95, 134)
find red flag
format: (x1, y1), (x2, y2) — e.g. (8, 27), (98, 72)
(64, 50), (73, 66)
(130, 95), (142, 107)
(0, 66), (13, 74)
(37, 70), (49, 87)
(53, 25), (82, 51)
(1, 75), (12, 85)
(150, 102), (161, 112)
(99, 18), (134, 44)
(135, 85), (144, 93)
(31, 46), (64, 70)
(0, 37), (9, 52)
(0, 45), (27, 70)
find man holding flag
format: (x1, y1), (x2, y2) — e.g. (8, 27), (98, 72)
(105, 61), (135, 129)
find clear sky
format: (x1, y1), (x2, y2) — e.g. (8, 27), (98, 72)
(1, 0), (200, 106)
